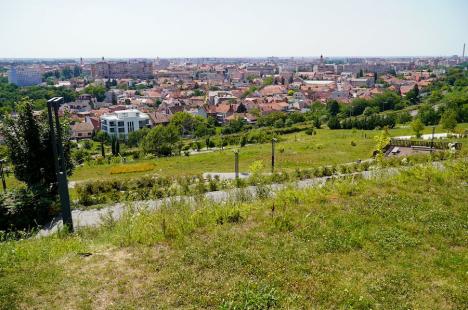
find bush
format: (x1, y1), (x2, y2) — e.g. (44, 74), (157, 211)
(0, 188), (56, 232)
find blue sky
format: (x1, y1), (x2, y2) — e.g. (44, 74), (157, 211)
(0, 0), (467, 58)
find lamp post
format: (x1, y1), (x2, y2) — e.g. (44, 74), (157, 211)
(271, 138), (277, 173)
(47, 97), (73, 232)
(430, 126), (436, 153)
(234, 149), (239, 179)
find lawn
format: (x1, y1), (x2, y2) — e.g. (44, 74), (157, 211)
(68, 124), (468, 183)
(1, 159), (466, 309)
(4, 124), (467, 190)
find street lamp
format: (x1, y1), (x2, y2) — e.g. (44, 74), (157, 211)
(234, 149), (239, 179)
(271, 138), (278, 173)
(47, 97), (73, 232)
(430, 126), (436, 153)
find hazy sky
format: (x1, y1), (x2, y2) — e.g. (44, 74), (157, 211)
(1, 0), (467, 58)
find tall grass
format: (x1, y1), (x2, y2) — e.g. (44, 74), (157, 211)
(1, 159), (467, 309)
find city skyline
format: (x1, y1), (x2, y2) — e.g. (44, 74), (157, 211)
(0, 0), (467, 58)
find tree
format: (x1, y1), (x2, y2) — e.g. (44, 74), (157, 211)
(95, 130), (109, 158)
(236, 103), (247, 113)
(406, 84), (420, 105)
(84, 85), (106, 102)
(419, 104), (440, 125)
(73, 65), (82, 77)
(411, 118), (425, 138)
(240, 135), (247, 147)
(313, 117), (321, 129)
(127, 128), (149, 147)
(440, 109), (458, 132)
(170, 112), (206, 136)
(141, 125), (180, 156)
(61, 66), (73, 79)
(327, 100), (340, 116)
(0, 99), (73, 193)
(327, 116), (341, 129)
(374, 128), (390, 164)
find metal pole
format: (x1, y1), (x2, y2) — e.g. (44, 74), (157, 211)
(234, 150), (239, 179)
(430, 126), (436, 153)
(271, 138), (277, 173)
(48, 97), (74, 232)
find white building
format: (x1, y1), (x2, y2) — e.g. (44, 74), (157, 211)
(100, 109), (150, 138)
(8, 66), (42, 86)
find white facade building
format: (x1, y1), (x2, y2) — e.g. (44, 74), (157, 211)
(8, 66), (42, 86)
(100, 109), (150, 138)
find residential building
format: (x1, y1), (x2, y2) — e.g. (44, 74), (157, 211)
(91, 61), (153, 79)
(100, 109), (150, 138)
(71, 122), (94, 139)
(8, 66), (42, 86)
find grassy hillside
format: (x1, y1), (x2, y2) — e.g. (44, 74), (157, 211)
(1, 159), (467, 309)
(70, 124), (467, 182)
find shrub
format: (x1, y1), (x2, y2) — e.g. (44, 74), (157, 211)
(0, 188), (56, 232)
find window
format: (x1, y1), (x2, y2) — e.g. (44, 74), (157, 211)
(127, 121), (134, 133)
(102, 125), (108, 131)
(102, 120), (107, 125)
(110, 128), (115, 133)
(118, 128), (125, 133)
(109, 121), (115, 126)
(118, 121), (124, 126)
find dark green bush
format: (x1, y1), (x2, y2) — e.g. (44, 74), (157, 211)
(0, 188), (56, 232)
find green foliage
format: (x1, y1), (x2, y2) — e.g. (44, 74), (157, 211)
(0, 188), (56, 232)
(170, 112), (211, 137)
(373, 128), (390, 163)
(2, 161), (467, 308)
(411, 118), (425, 138)
(0, 79), (77, 113)
(83, 85), (106, 102)
(141, 124), (180, 156)
(418, 104), (440, 125)
(327, 100), (340, 116)
(405, 84), (420, 105)
(439, 109), (458, 132)
(327, 116), (341, 129)
(126, 127), (150, 147)
(0, 99), (73, 191)
(221, 284), (279, 309)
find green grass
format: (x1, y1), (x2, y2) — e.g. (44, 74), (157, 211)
(1, 159), (467, 309)
(68, 125), (468, 183)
